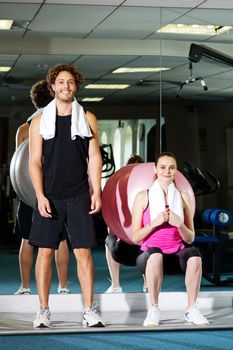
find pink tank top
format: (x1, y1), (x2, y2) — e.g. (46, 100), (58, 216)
(140, 206), (184, 254)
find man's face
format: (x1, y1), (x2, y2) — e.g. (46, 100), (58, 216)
(52, 70), (77, 102)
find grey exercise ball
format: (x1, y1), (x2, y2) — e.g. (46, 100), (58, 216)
(10, 139), (36, 207)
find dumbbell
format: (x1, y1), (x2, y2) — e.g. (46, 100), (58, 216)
(202, 208), (232, 227)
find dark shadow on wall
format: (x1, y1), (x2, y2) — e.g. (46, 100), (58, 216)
(147, 124), (167, 161)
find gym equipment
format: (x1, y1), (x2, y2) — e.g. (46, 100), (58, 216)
(10, 139), (35, 207)
(102, 162), (195, 244)
(184, 161), (233, 285)
(203, 208), (232, 227)
(101, 144), (115, 179)
(195, 208), (233, 286)
(183, 161), (220, 196)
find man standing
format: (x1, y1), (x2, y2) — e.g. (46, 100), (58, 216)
(14, 80), (70, 296)
(29, 64), (105, 328)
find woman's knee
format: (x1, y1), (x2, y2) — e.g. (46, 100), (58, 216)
(147, 253), (163, 269)
(148, 252), (163, 263)
(187, 256), (202, 270)
(138, 252), (162, 273)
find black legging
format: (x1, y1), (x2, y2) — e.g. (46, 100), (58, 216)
(136, 246), (201, 275)
(105, 234), (141, 266)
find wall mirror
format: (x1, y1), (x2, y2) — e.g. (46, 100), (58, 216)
(0, 1), (233, 294)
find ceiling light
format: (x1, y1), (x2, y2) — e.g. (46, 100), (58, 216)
(0, 19), (13, 30)
(157, 24), (232, 35)
(85, 84), (130, 90)
(112, 67), (170, 73)
(81, 97), (104, 102)
(0, 66), (11, 73)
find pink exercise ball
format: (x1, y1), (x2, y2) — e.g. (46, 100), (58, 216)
(102, 162), (195, 244)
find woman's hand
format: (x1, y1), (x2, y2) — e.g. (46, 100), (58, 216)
(167, 209), (182, 228)
(150, 207), (170, 229)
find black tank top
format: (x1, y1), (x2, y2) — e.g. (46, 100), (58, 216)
(42, 115), (90, 199)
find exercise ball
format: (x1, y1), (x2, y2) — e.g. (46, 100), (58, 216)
(10, 139), (36, 207)
(102, 162), (195, 244)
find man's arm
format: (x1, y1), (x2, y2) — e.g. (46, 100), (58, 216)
(15, 123), (29, 149)
(29, 115), (52, 218)
(86, 111), (102, 214)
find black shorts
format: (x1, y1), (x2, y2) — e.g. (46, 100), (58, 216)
(29, 192), (96, 249)
(136, 246), (201, 275)
(13, 200), (33, 239)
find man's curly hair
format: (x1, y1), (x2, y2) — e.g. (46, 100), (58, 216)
(46, 63), (85, 96)
(30, 79), (53, 108)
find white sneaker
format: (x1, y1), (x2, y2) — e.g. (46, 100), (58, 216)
(105, 285), (122, 293)
(57, 284), (70, 294)
(142, 275), (148, 292)
(14, 286), (31, 295)
(33, 308), (51, 328)
(143, 305), (160, 326)
(185, 305), (209, 325)
(143, 283), (148, 293)
(82, 303), (105, 327)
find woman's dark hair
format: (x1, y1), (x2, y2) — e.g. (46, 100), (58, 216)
(155, 152), (177, 165)
(126, 155), (144, 165)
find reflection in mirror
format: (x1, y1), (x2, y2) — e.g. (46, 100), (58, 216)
(159, 6), (233, 288)
(0, 3), (233, 299)
(0, 2), (163, 296)
(159, 6), (233, 216)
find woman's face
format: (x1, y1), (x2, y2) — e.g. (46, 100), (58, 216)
(155, 156), (177, 183)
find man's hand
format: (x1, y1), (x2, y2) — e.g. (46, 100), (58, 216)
(89, 193), (101, 214)
(37, 195), (52, 218)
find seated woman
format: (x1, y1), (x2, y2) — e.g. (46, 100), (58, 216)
(132, 152), (209, 326)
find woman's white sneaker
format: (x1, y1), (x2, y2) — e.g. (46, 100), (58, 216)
(105, 285), (122, 293)
(143, 305), (160, 326)
(185, 305), (209, 325)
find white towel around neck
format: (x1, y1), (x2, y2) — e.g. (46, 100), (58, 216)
(148, 179), (184, 222)
(39, 98), (92, 140)
(27, 107), (43, 123)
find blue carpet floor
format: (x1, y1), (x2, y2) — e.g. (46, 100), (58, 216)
(1, 330), (233, 350)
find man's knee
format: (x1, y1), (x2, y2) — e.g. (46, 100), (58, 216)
(74, 247), (92, 262)
(38, 247), (55, 260)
